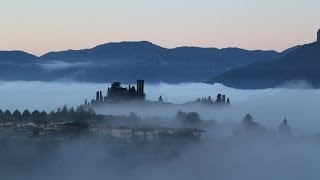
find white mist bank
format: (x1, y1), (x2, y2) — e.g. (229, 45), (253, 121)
(0, 81), (320, 132)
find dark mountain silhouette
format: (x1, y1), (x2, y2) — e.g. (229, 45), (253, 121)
(37, 41), (285, 83)
(0, 41), (286, 83)
(0, 51), (38, 62)
(207, 30), (320, 89)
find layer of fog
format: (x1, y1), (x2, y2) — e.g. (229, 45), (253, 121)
(36, 61), (95, 71)
(1, 137), (320, 180)
(1, 81), (320, 180)
(0, 81), (320, 133)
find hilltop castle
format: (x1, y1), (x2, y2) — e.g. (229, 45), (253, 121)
(90, 80), (146, 105)
(87, 80), (230, 106)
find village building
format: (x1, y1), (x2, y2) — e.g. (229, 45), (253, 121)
(0, 118), (15, 128)
(89, 125), (206, 142)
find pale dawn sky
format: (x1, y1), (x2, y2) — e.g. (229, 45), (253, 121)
(0, 0), (319, 56)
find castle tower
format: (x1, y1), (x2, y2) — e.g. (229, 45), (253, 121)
(96, 91), (100, 102)
(99, 91), (103, 103)
(137, 80), (144, 95)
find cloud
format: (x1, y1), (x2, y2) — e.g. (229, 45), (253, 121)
(279, 80), (314, 89)
(36, 61), (94, 71)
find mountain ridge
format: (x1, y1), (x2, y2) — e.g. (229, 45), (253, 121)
(206, 40), (320, 89)
(0, 41), (299, 83)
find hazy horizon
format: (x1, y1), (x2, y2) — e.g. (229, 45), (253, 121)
(1, 0), (319, 56)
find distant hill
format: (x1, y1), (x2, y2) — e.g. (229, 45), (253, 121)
(0, 51), (38, 62)
(207, 34), (320, 89)
(0, 41), (285, 83)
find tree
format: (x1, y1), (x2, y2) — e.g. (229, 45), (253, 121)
(186, 112), (201, 125)
(47, 111), (56, 121)
(13, 110), (22, 121)
(176, 110), (187, 122)
(216, 94), (222, 103)
(279, 118), (291, 136)
(158, 96), (163, 102)
(61, 105), (68, 116)
(242, 114), (257, 129)
(40, 111), (48, 121)
(3, 110), (12, 119)
(22, 110), (31, 121)
(111, 82), (121, 89)
(31, 110), (41, 120)
(0, 109), (3, 118)
(68, 107), (76, 120)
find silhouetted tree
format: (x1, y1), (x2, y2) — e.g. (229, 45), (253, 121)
(226, 98), (230, 104)
(61, 105), (68, 116)
(241, 114), (267, 134)
(68, 107), (76, 119)
(111, 82), (121, 89)
(176, 110), (187, 122)
(47, 111), (56, 121)
(75, 105), (87, 122)
(242, 114), (258, 129)
(13, 110), (22, 121)
(0, 109), (3, 118)
(279, 118), (291, 136)
(31, 110), (41, 120)
(186, 112), (201, 125)
(40, 111), (47, 120)
(216, 94), (222, 103)
(159, 96), (163, 102)
(222, 95), (226, 103)
(22, 110), (31, 121)
(3, 110), (12, 119)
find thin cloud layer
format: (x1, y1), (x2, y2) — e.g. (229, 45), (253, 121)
(37, 61), (94, 71)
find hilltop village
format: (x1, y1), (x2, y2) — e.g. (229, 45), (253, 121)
(0, 104), (295, 143)
(0, 106), (207, 142)
(87, 80), (231, 106)
(0, 80), (235, 142)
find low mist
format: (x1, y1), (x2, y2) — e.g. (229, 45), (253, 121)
(1, 81), (320, 180)
(0, 81), (319, 132)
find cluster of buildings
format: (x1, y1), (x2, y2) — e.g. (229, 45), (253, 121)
(89, 125), (205, 142)
(89, 80), (146, 106)
(0, 119), (82, 137)
(87, 80), (231, 106)
(0, 118), (206, 142)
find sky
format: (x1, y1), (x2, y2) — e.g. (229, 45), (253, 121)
(0, 0), (319, 56)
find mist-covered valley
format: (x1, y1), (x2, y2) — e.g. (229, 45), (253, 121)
(0, 81), (319, 132)
(1, 81), (320, 180)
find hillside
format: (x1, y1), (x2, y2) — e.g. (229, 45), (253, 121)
(207, 31), (320, 89)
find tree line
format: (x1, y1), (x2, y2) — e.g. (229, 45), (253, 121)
(0, 105), (102, 123)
